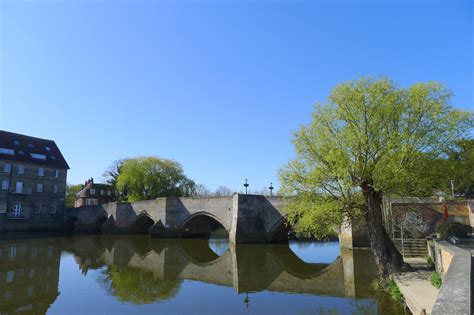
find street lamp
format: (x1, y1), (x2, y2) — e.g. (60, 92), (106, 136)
(243, 179), (249, 195)
(269, 182), (274, 196)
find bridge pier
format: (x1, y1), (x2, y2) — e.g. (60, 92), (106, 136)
(66, 194), (289, 243)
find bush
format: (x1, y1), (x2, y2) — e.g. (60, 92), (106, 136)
(427, 256), (435, 269)
(431, 272), (442, 288)
(387, 280), (405, 305)
(372, 278), (405, 305)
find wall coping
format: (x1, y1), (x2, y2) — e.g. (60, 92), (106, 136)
(431, 240), (471, 315)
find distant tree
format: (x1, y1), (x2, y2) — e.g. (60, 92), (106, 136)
(116, 156), (196, 201)
(102, 159), (126, 198)
(214, 186), (233, 196)
(280, 77), (473, 277)
(65, 184), (83, 208)
(192, 184), (211, 197)
(446, 139), (474, 198)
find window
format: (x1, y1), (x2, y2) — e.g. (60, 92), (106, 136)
(36, 183), (43, 193)
(15, 182), (23, 193)
(1, 180), (9, 191)
(18, 165), (24, 174)
(31, 153), (46, 160)
(6, 270), (14, 283)
(100, 189), (105, 195)
(90, 189), (96, 195)
(50, 155), (56, 160)
(107, 190), (112, 196)
(54, 170), (59, 178)
(53, 184), (58, 193)
(12, 202), (21, 217)
(38, 167), (44, 176)
(85, 198), (98, 206)
(0, 148), (14, 155)
(35, 203), (41, 213)
(45, 146), (51, 151)
(18, 150), (25, 155)
(4, 163), (11, 173)
(28, 143), (34, 148)
(13, 140), (20, 146)
(50, 202), (57, 213)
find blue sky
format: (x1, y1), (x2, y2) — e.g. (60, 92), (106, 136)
(0, 0), (472, 192)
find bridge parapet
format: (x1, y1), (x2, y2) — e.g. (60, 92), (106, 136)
(66, 194), (288, 243)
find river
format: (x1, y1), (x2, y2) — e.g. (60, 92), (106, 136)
(0, 235), (406, 314)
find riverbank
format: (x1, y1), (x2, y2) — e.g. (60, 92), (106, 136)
(394, 239), (472, 315)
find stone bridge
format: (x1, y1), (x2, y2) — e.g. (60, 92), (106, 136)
(66, 235), (379, 299)
(66, 194), (288, 243)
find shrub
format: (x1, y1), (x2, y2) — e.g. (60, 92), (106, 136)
(372, 278), (405, 305)
(431, 272), (442, 288)
(427, 256), (435, 269)
(387, 280), (405, 305)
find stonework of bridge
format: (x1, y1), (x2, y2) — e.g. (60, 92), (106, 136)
(66, 194), (289, 243)
(67, 235), (379, 299)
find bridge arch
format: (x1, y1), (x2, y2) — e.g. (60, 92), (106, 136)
(92, 215), (108, 232)
(180, 211), (229, 239)
(65, 216), (79, 230)
(129, 212), (155, 234)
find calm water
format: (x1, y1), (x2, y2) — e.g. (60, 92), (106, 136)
(0, 235), (406, 315)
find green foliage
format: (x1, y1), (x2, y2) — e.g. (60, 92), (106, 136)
(388, 280), (405, 305)
(372, 278), (405, 305)
(102, 159), (126, 200)
(437, 223), (448, 238)
(425, 139), (474, 198)
(65, 184), (83, 208)
(280, 77), (473, 238)
(116, 156), (196, 201)
(101, 266), (181, 304)
(431, 271), (442, 288)
(427, 256), (435, 269)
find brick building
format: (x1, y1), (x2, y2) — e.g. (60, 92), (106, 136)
(0, 130), (69, 231)
(74, 178), (115, 207)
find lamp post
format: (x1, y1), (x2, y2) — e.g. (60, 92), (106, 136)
(244, 179), (249, 195)
(269, 182), (274, 196)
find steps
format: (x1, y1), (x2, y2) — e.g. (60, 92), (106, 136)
(394, 239), (428, 257)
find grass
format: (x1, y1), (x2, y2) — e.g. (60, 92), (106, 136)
(371, 278), (405, 305)
(431, 271), (442, 289)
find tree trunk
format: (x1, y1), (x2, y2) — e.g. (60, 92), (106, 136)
(361, 181), (406, 278)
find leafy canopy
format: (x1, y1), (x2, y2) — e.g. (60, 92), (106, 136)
(116, 156), (195, 201)
(65, 184), (83, 208)
(280, 77), (473, 238)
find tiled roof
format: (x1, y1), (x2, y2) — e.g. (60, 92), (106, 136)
(0, 130), (70, 169)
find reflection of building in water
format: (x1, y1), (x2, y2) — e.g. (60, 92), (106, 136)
(0, 239), (61, 314)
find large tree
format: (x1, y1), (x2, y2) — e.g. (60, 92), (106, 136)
(116, 156), (196, 201)
(65, 184), (83, 208)
(280, 77), (473, 277)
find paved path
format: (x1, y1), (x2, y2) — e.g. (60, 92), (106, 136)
(394, 269), (439, 315)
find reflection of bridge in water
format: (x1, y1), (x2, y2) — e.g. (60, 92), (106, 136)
(67, 235), (380, 300)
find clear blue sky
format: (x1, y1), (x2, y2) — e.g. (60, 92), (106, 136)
(0, 0), (472, 192)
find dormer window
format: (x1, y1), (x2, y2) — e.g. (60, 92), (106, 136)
(31, 153), (46, 160)
(90, 189), (96, 195)
(28, 143), (34, 148)
(0, 148), (14, 155)
(50, 156), (56, 160)
(13, 140), (20, 146)
(45, 146), (51, 151)
(18, 150), (25, 155)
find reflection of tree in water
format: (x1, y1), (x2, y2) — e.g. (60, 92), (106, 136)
(100, 266), (181, 304)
